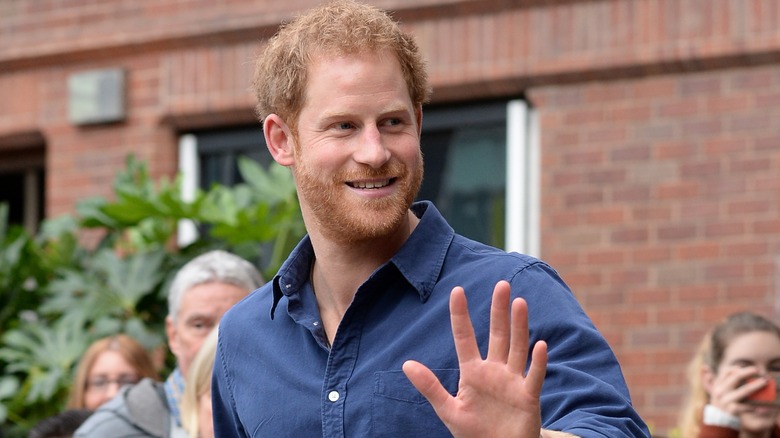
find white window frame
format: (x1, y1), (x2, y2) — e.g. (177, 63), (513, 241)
(505, 100), (540, 258)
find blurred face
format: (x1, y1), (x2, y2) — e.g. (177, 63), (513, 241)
(716, 331), (780, 432)
(166, 282), (247, 377)
(198, 389), (214, 438)
(291, 50), (423, 244)
(83, 350), (140, 410)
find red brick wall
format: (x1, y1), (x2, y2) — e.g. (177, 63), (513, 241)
(2, 0), (780, 435)
(530, 64), (780, 432)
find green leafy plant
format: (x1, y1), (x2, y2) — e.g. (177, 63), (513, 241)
(0, 154), (304, 434)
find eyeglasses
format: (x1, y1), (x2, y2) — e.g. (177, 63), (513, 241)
(86, 375), (140, 392)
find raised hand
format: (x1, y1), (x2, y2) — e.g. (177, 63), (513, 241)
(402, 280), (548, 438)
(707, 365), (767, 416)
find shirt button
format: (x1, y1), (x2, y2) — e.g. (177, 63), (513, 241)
(328, 390), (340, 402)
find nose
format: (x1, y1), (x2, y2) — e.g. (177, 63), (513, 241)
(103, 381), (123, 400)
(353, 125), (390, 168)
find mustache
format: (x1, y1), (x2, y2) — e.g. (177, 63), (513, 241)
(331, 161), (407, 183)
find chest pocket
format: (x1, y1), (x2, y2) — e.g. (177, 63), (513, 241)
(371, 369), (459, 438)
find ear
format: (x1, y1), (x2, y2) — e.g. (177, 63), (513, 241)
(701, 364), (716, 395)
(264, 114), (296, 167)
(165, 315), (180, 358)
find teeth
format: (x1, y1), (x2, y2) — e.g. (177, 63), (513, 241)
(353, 179), (391, 189)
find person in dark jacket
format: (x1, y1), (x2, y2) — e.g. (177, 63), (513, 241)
(28, 409), (93, 438)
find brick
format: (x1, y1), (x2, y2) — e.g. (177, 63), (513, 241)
(610, 227), (648, 244)
(658, 223), (697, 240)
(631, 246), (673, 263)
(586, 206), (625, 225)
(704, 221), (745, 238)
(656, 181), (701, 199)
(726, 199), (770, 216)
(677, 242), (720, 260)
(754, 219), (780, 234)
(610, 143), (651, 162)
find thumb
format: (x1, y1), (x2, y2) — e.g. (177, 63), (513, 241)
(403, 360), (452, 409)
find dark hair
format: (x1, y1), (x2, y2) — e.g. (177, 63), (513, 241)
(28, 409), (93, 438)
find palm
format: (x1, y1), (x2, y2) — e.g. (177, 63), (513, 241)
(403, 281), (548, 438)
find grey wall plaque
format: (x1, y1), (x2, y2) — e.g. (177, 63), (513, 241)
(68, 68), (126, 125)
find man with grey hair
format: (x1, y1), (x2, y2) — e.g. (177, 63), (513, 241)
(75, 250), (263, 438)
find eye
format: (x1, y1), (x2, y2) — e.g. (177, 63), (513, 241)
(189, 318), (214, 332)
(336, 121), (355, 130)
(87, 378), (109, 390)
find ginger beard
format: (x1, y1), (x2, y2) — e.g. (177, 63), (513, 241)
(292, 142), (424, 245)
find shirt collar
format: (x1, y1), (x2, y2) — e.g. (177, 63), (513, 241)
(270, 200), (454, 317)
(390, 201), (453, 302)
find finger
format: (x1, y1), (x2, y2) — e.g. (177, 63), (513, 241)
(525, 341), (548, 398)
(507, 297), (530, 373)
(487, 280), (512, 363)
(733, 376), (770, 401)
(403, 360), (453, 411)
(724, 366), (760, 389)
(449, 286), (481, 363)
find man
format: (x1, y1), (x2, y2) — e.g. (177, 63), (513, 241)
(212, 1), (650, 437)
(74, 250), (263, 437)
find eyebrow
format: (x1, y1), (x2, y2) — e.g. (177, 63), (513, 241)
(320, 104), (413, 121)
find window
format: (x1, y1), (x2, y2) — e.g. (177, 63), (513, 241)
(179, 99), (538, 254)
(0, 137), (45, 235)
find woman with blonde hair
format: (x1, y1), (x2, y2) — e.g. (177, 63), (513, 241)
(181, 327), (218, 438)
(679, 312), (780, 438)
(67, 334), (159, 410)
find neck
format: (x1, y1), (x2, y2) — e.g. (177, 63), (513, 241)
(308, 209), (419, 342)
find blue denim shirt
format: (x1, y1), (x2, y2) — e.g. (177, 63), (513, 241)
(213, 201), (649, 437)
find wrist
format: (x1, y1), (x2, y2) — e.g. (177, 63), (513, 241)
(703, 404), (741, 430)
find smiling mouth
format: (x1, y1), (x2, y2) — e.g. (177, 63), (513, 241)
(348, 178), (395, 189)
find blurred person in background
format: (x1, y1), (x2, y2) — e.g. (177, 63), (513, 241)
(67, 334), (158, 411)
(28, 409), (93, 438)
(679, 311), (780, 438)
(180, 326), (218, 438)
(74, 250), (263, 438)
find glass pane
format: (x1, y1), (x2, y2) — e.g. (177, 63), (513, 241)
(420, 125), (506, 247)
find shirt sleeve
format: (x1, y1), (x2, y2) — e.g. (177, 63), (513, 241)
(514, 262), (651, 438)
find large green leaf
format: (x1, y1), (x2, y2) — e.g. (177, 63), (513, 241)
(0, 153), (305, 430)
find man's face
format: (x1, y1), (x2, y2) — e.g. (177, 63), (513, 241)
(166, 282), (247, 377)
(290, 50), (423, 244)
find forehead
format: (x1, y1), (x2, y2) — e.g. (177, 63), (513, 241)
(90, 350), (135, 374)
(304, 50), (409, 104)
(723, 331), (780, 363)
(177, 282), (248, 319)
